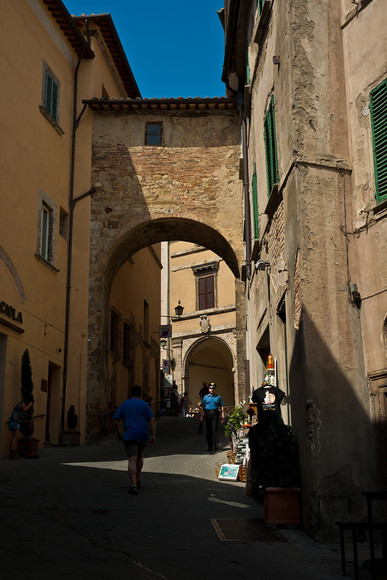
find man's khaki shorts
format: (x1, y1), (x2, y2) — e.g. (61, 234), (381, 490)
(124, 439), (146, 458)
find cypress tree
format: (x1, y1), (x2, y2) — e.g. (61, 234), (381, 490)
(21, 349), (33, 399)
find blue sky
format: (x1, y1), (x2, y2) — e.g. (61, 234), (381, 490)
(64, 0), (226, 99)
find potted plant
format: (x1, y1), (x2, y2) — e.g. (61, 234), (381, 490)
(18, 349), (39, 458)
(249, 416), (301, 524)
(224, 406), (247, 451)
(224, 406), (247, 438)
(61, 405), (80, 446)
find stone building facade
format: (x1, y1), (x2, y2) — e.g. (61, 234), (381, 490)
(221, 0), (387, 538)
(164, 241), (238, 411)
(0, 1), (155, 455)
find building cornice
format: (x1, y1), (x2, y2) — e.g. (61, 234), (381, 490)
(83, 96), (237, 112)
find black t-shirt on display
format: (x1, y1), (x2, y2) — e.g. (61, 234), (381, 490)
(252, 385), (285, 423)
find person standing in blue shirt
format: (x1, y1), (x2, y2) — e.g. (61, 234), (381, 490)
(113, 385), (156, 495)
(200, 382), (224, 452)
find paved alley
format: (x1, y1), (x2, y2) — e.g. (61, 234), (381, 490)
(0, 416), (372, 580)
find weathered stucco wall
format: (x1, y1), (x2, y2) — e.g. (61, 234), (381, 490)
(243, 0), (382, 539)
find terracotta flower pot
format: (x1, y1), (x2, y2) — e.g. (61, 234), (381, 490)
(264, 487), (301, 525)
(18, 437), (39, 458)
(61, 430), (81, 446)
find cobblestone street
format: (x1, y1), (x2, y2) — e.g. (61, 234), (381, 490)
(0, 416), (370, 579)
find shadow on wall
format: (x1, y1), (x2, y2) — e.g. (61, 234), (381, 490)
(289, 307), (377, 541)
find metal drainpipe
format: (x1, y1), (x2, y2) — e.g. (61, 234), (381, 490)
(61, 54), (92, 432)
(242, 112), (251, 279)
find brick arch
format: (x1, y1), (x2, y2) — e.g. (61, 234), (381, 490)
(86, 99), (244, 436)
(86, 217), (243, 436)
(104, 217), (240, 288)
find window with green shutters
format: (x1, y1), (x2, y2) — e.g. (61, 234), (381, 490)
(264, 95), (279, 196)
(252, 164), (259, 239)
(44, 69), (59, 122)
(370, 79), (387, 203)
(258, 0), (265, 17)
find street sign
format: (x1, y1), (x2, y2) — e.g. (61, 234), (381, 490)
(159, 324), (172, 339)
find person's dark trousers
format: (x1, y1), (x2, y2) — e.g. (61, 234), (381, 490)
(205, 410), (220, 450)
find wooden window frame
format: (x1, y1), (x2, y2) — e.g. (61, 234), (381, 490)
(145, 122), (163, 146)
(192, 262), (219, 312)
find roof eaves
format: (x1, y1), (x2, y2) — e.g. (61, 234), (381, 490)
(72, 14), (141, 99)
(42, 0), (94, 59)
(82, 96), (237, 112)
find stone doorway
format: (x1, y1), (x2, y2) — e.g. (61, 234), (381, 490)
(184, 336), (235, 411)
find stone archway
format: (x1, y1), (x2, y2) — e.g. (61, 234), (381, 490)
(87, 218), (245, 436)
(85, 98), (244, 436)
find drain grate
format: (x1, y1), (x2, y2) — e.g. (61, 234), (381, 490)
(210, 518), (287, 542)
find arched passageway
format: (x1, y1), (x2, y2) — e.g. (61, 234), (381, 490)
(87, 219), (245, 437)
(184, 337), (235, 410)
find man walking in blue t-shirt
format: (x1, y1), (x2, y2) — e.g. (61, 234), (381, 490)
(113, 385), (156, 494)
(200, 382), (224, 452)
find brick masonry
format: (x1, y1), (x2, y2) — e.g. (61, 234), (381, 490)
(86, 107), (245, 434)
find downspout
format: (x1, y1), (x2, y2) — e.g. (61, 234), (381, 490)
(61, 53), (94, 432)
(242, 112), (251, 280)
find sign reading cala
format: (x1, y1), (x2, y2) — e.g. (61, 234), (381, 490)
(0, 301), (23, 324)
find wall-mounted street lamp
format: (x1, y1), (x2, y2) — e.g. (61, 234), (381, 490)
(174, 300), (184, 317)
(255, 259), (270, 271)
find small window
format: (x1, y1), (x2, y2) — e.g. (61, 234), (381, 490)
(40, 203), (51, 260)
(110, 309), (121, 356)
(146, 123), (163, 146)
(59, 208), (68, 239)
(43, 66), (59, 122)
(38, 200), (55, 263)
(36, 192), (57, 266)
(192, 262), (219, 311)
(198, 275), (215, 310)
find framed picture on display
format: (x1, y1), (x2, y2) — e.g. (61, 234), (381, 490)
(218, 464), (240, 481)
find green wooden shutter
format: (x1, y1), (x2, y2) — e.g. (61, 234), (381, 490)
(252, 164), (259, 239)
(45, 70), (58, 122)
(264, 95), (279, 196)
(258, 0), (265, 17)
(370, 80), (387, 202)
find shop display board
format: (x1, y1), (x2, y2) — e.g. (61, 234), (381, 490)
(218, 464), (239, 481)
